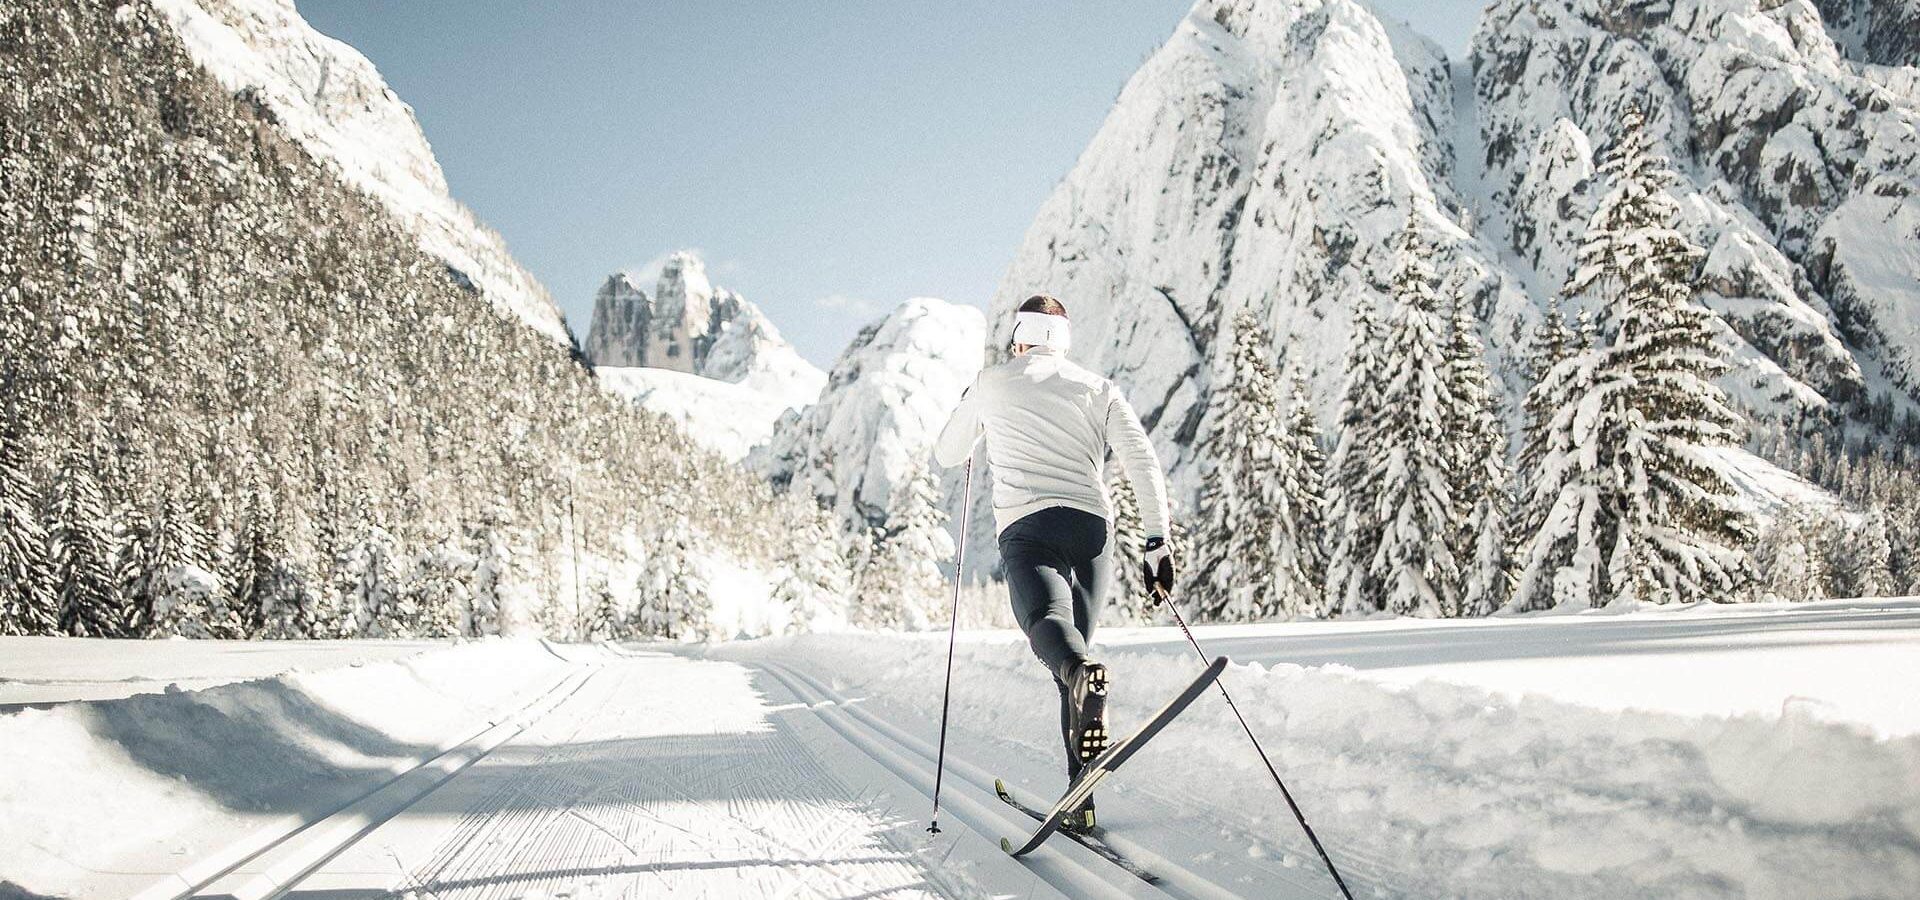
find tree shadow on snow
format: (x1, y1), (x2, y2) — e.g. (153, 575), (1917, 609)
(84, 679), (439, 813)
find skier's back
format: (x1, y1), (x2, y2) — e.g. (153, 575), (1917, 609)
(933, 294), (1174, 834)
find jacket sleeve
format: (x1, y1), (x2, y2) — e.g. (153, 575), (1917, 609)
(1104, 384), (1170, 539)
(932, 380), (984, 468)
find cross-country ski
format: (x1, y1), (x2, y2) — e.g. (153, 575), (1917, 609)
(994, 778), (1159, 884)
(7, 0), (1920, 898)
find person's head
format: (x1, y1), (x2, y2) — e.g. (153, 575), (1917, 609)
(1011, 294), (1069, 355)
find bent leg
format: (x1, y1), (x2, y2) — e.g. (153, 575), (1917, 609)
(1003, 542), (1092, 679)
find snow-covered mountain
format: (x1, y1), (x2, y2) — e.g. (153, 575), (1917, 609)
(587, 253), (826, 459)
(1475, 0), (1920, 418)
(150, 0), (570, 343)
(962, 0), (1909, 563)
(756, 298), (986, 536)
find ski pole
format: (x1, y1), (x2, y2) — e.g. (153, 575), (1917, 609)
(927, 456), (974, 835)
(1157, 586), (1356, 900)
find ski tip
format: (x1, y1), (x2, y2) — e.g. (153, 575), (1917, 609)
(1000, 837), (1014, 854)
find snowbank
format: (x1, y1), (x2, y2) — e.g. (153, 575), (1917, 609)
(0, 639), (590, 898)
(723, 621), (1920, 898)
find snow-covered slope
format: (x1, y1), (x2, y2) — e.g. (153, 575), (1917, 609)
(596, 367), (797, 463)
(756, 298), (985, 535)
(1475, 0), (1920, 416)
(964, 0), (1892, 565)
(150, 0), (569, 343)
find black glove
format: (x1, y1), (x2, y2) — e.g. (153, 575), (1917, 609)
(1143, 536), (1174, 602)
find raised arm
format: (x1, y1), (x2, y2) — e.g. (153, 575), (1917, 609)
(932, 381), (984, 468)
(1103, 385), (1170, 539)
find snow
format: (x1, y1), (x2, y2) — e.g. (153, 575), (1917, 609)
(6, 604), (1917, 897)
(149, 0), (570, 343)
(719, 598), (1920, 898)
(596, 366), (798, 463)
(0, 638), (585, 898)
(0, 636), (443, 708)
(757, 298), (986, 535)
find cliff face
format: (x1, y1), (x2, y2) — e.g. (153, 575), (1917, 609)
(582, 252), (825, 411)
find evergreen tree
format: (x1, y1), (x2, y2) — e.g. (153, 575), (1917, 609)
(1512, 105), (1753, 610)
(49, 450), (122, 636)
(1369, 217), (1459, 618)
(1276, 368), (1328, 616)
(1444, 285), (1512, 616)
(857, 461), (953, 630)
(636, 518), (711, 640)
(0, 429), (56, 634)
(1193, 313), (1319, 619)
(584, 576), (623, 640)
(1823, 510), (1895, 599)
(1324, 298), (1387, 616)
(1753, 505), (1828, 602)
(344, 526), (401, 638)
(1105, 465), (1152, 625)
(773, 502), (851, 634)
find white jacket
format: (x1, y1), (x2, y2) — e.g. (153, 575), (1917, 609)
(933, 347), (1171, 538)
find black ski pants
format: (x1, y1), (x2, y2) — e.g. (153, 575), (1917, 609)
(999, 506), (1113, 776)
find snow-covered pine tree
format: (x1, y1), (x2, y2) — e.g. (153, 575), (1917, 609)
(857, 460), (953, 630)
(1823, 510), (1895, 599)
(231, 480), (310, 638)
(0, 428), (56, 635)
(1368, 216), (1460, 618)
(128, 489), (203, 636)
(584, 576), (622, 640)
(1193, 312), (1311, 619)
(344, 525), (401, 637)
(772, 501), (850, 634)
(1280, 371), (1330, 614)
(1325, 298), (1387, 616)
(1512, 105), (1753, 610)
(635, 517), (711, 640)
(1444, 285), (1512, 616)
(1104, 465), (1152, 625)
(49, 450), (122, 636)
(404, 540), (471, 639)
(1753, 505), (1828, 602)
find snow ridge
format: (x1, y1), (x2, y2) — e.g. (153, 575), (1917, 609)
(756, 298), (986, 536)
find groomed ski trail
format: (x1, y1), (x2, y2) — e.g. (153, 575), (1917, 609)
(259, 647), (1330, 899)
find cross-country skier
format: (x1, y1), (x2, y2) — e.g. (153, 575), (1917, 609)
(933, 294), (1174, 834)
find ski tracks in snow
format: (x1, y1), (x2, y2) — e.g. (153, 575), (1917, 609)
(248, 648), (1356, 898)
(287, 651), (949, 898)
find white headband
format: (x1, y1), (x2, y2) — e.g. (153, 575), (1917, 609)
(1011, 311), (1071, 352)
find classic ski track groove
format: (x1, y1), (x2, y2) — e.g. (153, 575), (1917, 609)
(750, 661), (1141, 900)
(131, 660), (600, 900)
(758, 659), (1277, 900)
(761, 659), (1378, 899)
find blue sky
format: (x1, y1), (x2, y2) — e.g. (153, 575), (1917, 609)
(297, 2), (1480, 367)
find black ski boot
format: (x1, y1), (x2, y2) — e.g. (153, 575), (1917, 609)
(1060, 797), (1098, 835)
(1064, 659), (1110, 769)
